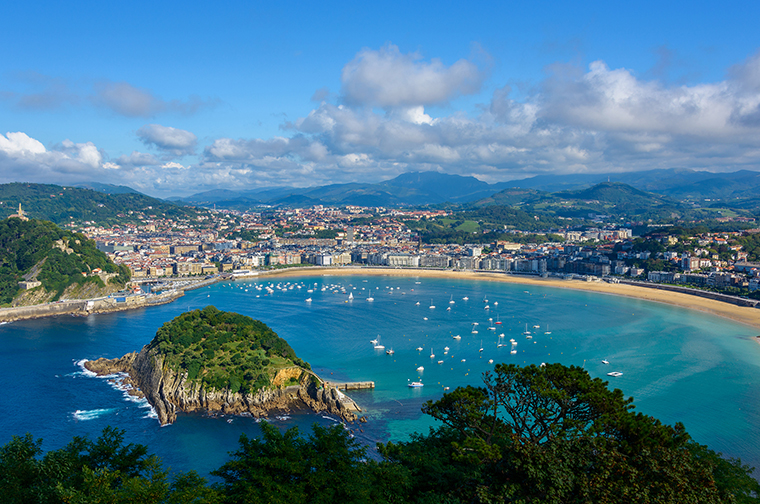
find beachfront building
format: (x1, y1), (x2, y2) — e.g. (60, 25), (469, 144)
(420, 255), (451, 269)
(386, 254), (420, 268)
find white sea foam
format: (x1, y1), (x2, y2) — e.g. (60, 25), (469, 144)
(74, 359), (97, 378)
(73, 408), (116, 421)
(74, 359), (158, 420)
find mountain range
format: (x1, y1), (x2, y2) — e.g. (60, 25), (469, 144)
(171, 168), (760, 210)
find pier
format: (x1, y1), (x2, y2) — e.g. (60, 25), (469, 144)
(325, 381), (375, 390)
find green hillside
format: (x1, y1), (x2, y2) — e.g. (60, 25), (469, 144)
(467, 182), (725, 222)
(148, 306), (310, 394)
(0, 217), (130, 305)
(0, 182), (205, 226)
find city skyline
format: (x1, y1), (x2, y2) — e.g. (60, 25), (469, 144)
(2, 1), (760, 198)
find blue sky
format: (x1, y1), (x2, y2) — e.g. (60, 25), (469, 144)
(2, 1), (760, 198)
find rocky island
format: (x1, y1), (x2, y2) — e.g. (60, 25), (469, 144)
(84, 306), (362, 425)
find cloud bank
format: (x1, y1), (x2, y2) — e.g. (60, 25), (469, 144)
(3, 45), (760, 196)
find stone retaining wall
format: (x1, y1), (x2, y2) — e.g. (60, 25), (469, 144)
(0, 290), (183, 323)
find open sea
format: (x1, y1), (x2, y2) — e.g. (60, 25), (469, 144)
(1, 273), (759, 477)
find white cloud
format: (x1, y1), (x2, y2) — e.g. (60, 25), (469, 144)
(0, 132), (109, 183)
(0, 131), (46, 155)
(137, 124), (197, 156)
(60, 139), (102, 168)
(91, 81), (215, 118)
(161, 161), (187, 170)
(341, 44), (486, 108)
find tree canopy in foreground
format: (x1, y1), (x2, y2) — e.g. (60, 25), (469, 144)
(1, 363), (757, 503)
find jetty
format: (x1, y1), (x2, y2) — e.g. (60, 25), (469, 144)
(324, 380), (375, 390)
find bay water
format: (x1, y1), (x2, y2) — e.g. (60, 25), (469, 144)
(1, 273), (759, 477)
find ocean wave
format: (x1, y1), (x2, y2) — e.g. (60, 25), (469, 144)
(73, 359), (97, 378)
(73, 359), (158, 420)
(73, 408), (116, 421)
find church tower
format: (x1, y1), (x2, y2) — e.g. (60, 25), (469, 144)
(9, 203), (29, 221)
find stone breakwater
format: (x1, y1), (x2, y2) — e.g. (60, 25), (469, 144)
(84, 348), (362, 425)
(0, 290), (183, 323)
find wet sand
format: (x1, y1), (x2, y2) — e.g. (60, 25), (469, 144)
(254, 267), (760, 331)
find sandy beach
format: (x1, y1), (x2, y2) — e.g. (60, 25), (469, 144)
(253, 267), (760, 331)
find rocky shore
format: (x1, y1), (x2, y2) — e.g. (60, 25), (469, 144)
(84, 346), (362, 425)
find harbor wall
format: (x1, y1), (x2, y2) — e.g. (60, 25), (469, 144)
(0, 290), (184, 323)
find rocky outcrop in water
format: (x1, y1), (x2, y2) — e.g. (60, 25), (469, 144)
(85, 346), (361, 425)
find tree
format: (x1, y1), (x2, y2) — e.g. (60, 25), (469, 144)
(0, 427), (218, 504)
(381, 363), (759, 503)
(213, 422), (400, 504)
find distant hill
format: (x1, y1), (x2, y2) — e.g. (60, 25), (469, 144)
(505, 168), (760, 206)
(469, 187), (551, 208)
(74, 182), (143, 195)
(0, 217), (130, 305)
(0, 183), (205, 225)
(558, 182), (671, 205)
(468, 182), (695, 222)
(179, 172), (511, 209)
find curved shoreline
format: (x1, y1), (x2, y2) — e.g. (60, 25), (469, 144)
(5, 266), (760, 332)
(250, 267), (760, 331)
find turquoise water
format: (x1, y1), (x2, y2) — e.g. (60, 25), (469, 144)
(1, 273), (759, 476)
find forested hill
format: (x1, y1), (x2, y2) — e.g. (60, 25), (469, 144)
(0, 217), (130, 305)
(0, 182), (205, 225)
(148, 306), (310, 395)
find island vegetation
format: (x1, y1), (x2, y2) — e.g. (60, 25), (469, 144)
(2, 363), (757, 503)
(0, 217), (130, 305)
(148, 306), (310, 395)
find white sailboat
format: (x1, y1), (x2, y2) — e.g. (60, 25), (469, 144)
(430, 348), (435, 359)
(523, 323), (532, 338)
(449, 295), (455, 304)
(429, 299), (435, 309)
(374, 336), (385, 350)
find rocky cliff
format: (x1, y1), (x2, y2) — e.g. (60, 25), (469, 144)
(85, 346), (362, 425)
